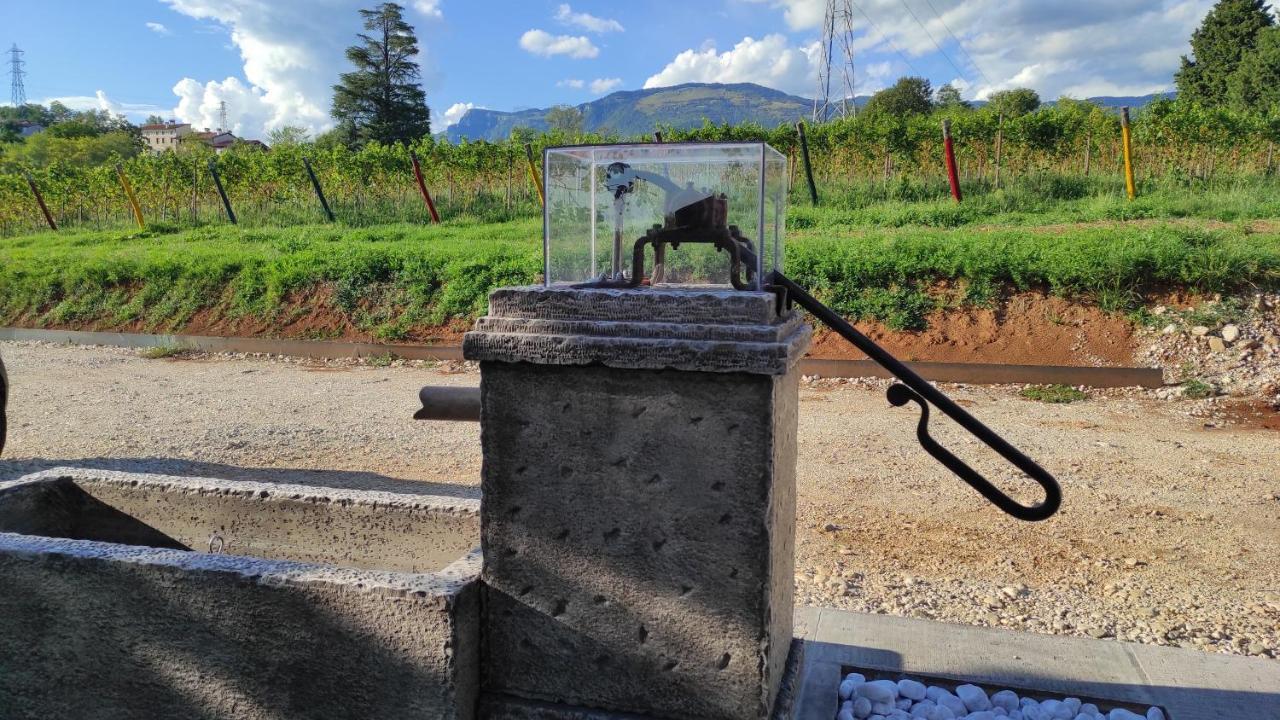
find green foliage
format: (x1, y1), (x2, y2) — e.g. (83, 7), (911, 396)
(545, 106), (585, 136)
(1228, 26), (1280, 112)
(935, 83), (968, 109)
(1019, 385), (1088, 403)
(864, 77), (933, 116)
(138, 345), (186, 359)
(331, 2), (431, 146)
(1182, 378), (1216, 399)
(1177, 0), (1275, 105)
(988, 88), (1041, 119)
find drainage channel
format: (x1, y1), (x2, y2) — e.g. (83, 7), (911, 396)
(0, 327), (1164, 388)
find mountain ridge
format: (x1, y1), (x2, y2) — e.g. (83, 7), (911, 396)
(444, 82), (1174, 143)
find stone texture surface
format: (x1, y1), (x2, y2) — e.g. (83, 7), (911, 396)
(477, 362), (799, 720)
(0, 468), (479, 573)
(464, 286), (811, 375)
(0, 470), (481, 720)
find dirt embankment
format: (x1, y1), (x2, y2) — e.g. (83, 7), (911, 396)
(12, 286), (1141, 367)
(808, 293), (1138, 366)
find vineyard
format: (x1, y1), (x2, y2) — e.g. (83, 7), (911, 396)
(2, 99), (1279, 237)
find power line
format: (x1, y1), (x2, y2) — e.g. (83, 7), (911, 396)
(920, 0), (993, 87)
(8, 44), (26, 106)
(895, 0), (969, 83)
(849, 1), (924, 78)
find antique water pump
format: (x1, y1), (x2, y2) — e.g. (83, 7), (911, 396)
(420, 142), (1060, 720)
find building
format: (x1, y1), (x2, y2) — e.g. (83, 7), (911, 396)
(140, 122), (192, 153)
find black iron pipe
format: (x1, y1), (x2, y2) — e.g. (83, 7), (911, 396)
(303, 157), (335, 222)
(770, 270), (1061, 521)
(796, 120), (819, 206)
(207, 159), (237, 224)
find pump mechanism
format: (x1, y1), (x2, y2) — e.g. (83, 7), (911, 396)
(572, 155), (1061, 522)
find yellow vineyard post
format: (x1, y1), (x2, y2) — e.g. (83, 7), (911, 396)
(524, 143), (545, 209)
(115, 163), (146, 228)
(1120, 107), (1136, 201)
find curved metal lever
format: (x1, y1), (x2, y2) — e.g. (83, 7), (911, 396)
(886, 383), (1060, 521)
(769, 271), (1061, 521)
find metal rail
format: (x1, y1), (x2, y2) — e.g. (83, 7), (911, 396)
(771, 271), (1061, 521)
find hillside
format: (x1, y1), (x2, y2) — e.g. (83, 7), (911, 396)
(446, 82), (812, 142)
(443, 83), (1175, 142)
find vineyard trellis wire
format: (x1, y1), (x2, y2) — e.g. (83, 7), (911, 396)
(1, 98), (1278, 237)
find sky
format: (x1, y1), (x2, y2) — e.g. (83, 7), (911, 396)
(1, 0), (1217, 140)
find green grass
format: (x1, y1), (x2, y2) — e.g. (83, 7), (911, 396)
(138, 345), (185, 359)
(1181, 378), (1216, 399)
(2, 190), (1278, 337)
(1019, 385), (1089, 403)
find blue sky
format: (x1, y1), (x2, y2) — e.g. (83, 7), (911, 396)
(2, 1), (1215, 139)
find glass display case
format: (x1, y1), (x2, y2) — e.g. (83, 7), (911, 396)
(544, 142), (788, 290)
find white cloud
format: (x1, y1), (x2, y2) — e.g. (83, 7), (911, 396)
(31, 91), (167, 120)
(441, 101), (478, 127)
(557, 78), (586, 89)
(146, 22), (171, 35)
(554, 4), (624, 33)
(643, 35), (821, 97)
(519, 29), (599, 59)
(412, 0), (443, 19)
(589, 77), (622, 94)
(746, 0), (1214, 100)
(162, 0), (439, 139)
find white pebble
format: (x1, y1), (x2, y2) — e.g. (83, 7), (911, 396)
(853, 696), (873, 718)
(966, 712), (997, 720)
(838, 708), (855, 720)
(859, 680), (900, 704)
(956, 685), (993, 712)
(872, 701), (896, 716)
(899, 679), (928, 701)
(1108, 711), (1144, 720)
(888, 711), (912, 720)
(1063, 698), (1082, 715)
(993, 708), (1009, 717)
(1080, 704), (1099, 716)
(991, 690), (1020, 712)
(910, 700), (936, 718)
(896, 698), (913, 710)
(937, 693), (968, 717)
(1008, 712), (1023, 720)
(926, 687), (948, 703)
(1145, 709), (1165, 720)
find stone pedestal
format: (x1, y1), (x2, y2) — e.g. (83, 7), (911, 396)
(464, 286), (810, 720)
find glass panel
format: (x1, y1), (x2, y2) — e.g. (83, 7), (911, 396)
(543, 142), (788, 288)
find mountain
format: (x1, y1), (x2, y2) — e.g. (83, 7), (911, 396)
(442, 83), (1176, 143)
(445, 83), (813, 142)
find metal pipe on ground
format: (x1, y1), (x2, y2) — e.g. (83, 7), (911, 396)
(414, 386), (480, 421)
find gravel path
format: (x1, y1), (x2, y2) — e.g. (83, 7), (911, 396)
(2, 341), (1277, 661)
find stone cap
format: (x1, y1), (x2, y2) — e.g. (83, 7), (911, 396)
(463, 285), (811, 375)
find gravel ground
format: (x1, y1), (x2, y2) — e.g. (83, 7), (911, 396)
(1, 341), (1277, 662)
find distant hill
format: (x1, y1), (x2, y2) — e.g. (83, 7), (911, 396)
(443, 83), (1175, 142)
(446, 83), (812, 142)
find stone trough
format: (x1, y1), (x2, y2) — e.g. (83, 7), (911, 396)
(0, 468), (481, 720)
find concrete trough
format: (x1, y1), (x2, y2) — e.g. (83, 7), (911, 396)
(0, 468), (481, 720)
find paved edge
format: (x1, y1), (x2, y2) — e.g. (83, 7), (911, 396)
(791, 607), (1280, 720)
(0, 328), (1164, 388)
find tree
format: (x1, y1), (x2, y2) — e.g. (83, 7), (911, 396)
(864, 77), (933, 116)
(1176, 0), (1275, 105)
(145, 114), (165, 125)
(1228, 26), (1280, 111)
(988, 88), (1040, 118)
(331, 2), (431, 146)
(935, 83), (969, 109)
(545, 105), (584, 135)
(267, 125), (311, 146)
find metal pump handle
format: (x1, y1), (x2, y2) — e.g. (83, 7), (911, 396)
(769, 271), (1062, 522)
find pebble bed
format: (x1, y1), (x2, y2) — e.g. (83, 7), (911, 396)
(836, 673), (1167, 720)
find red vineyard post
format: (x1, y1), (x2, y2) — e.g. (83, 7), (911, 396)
(410, 150), (441, 223)
(942, 118), (962, 203)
